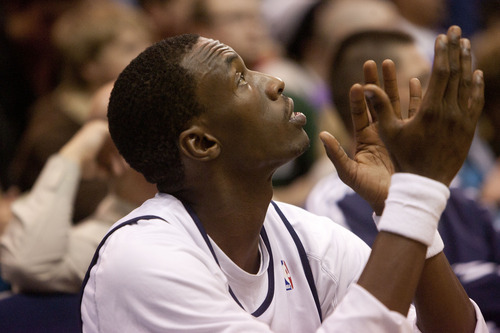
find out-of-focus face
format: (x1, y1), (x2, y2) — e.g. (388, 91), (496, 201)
(317, 0), (402, 53)
(196, 0), (273, 69)
(91, 27), (152, 86)
(182, 37), (310, 173)
(145, 0), (196, 38)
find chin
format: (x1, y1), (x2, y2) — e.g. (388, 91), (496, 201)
(297, 130), (311, 152)
(291, 134), (311, 159)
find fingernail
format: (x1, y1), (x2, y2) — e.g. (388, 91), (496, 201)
(476, 70), (484, 82)
(461, 39), (471, 54)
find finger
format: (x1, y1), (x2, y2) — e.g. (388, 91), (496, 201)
(363, 60), (381, 87)
(408, 78), (422, 118)
(363, 61), (382, 123)
(469, 70), (484, 121)
(459, 38), (472, 111)
(363, 84), (398, 138)
(445, 25), (462, 105)
(319, 131), (357, 180)
(425, 34), (449, 102)
(349, 84), (370, 133)
(382, 59), (402, 119)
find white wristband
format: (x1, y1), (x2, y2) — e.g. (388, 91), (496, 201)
(377, 173), (450, 247)
(426, 231), (444, 258)
(372, 214), (444, 258)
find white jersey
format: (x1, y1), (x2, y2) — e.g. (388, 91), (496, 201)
(81, 192), (487, 332)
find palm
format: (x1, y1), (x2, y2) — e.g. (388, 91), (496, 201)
(320, 60), (410, 215)
(321, 113), (393, 215)
(349, 129), (394, 210)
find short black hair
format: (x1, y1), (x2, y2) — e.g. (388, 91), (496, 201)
(108, 33), (205, 193)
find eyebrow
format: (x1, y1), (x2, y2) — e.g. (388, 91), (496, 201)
(225, 53), (239, 67)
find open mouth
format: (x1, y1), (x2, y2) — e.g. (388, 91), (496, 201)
(286, 97), (307, 126)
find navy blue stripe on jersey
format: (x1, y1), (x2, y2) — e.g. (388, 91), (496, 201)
(183, 201), (275, 317)
(80, 215), (167, 327)
(252, 228), (275, 317)
(271, 201), (323, 323)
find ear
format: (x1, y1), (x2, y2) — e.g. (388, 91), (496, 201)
(179, 126), (220, 161)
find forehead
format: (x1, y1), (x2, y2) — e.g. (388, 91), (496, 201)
(181, 37), (239, 74)
(397, 43), (430, 79)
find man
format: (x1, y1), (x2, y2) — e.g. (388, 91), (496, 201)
(81, 27), (487, 331)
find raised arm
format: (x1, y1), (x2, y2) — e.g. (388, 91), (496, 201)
(321, 25), (485, 331)
(0, 120), (120, 293)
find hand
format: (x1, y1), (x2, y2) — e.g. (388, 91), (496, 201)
(320, 58), (415, 214)
(59, 120), (128, 180)
(367, 26), (484, 186)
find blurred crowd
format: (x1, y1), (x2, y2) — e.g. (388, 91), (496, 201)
(0, 0), (499, 330)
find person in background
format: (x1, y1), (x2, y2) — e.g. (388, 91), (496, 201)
(472, 22), (500, 231)
(0, 82), (158, 294)
(137, 0), (197, 40)
(305, 28), (500, 330)
(0, 0), (84, 188)
(7, 0), (153, 222)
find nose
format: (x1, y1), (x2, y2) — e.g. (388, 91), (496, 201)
(265, 74), (285, 101)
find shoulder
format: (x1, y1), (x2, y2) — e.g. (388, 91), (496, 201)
(89, 217), (227, 302)
(82, 217), (243, 332)
(94, 194), (223, 278)
(101, 219), (212, 269)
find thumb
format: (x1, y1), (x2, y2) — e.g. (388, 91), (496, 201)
(319, 131), (355, 180)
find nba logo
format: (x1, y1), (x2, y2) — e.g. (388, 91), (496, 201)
(281, 260), (294, 291)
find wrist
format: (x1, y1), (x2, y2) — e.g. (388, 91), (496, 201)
(377, 173), (449, 246)
(372, 213), (444, 258)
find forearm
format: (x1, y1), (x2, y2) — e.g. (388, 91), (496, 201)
(414, 252), (476, 333)
(358, 231), (427, 315)
(0, 155), (80, 292)
(358, 174), (448, 315)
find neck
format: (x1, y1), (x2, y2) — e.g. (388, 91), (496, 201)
(112, 169), (157, 206)
(175, 174), (274, 274)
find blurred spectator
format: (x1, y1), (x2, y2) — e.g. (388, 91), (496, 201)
(389, 0), (448, 60)
(191, 0), (279, 70)
(282, 0), (403, 151)
(474, 24), (500, 160)
(479, 0), (500, 30)
(390, 0), (447, 30)
(443, 0), (482, 37)
(0, 82), (158, 293)
(0, 0), (83, 188)
(138, 0), (196, 39)
(7, 0), (153, 222)
(473, 23), (500, 230)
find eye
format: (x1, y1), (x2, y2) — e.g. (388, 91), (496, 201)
(237, 72), (248, 86)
